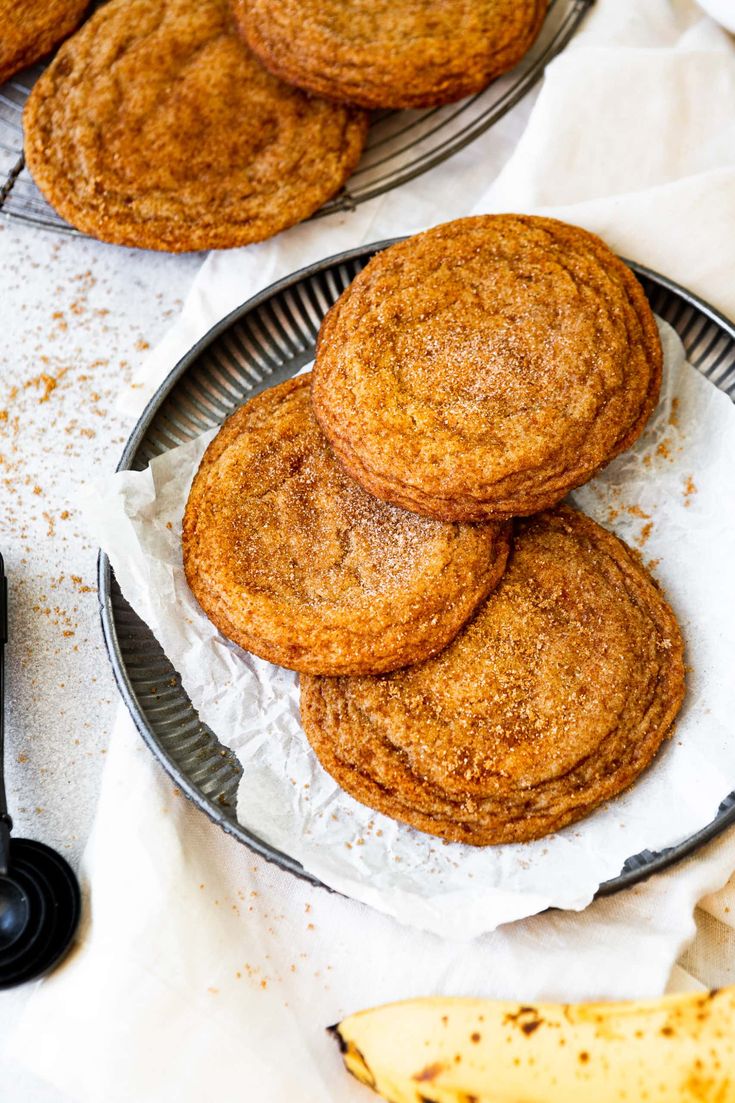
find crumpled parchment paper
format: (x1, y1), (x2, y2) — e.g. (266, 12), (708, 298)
(78, 319), (735, 938)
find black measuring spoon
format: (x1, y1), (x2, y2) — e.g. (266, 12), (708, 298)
(0, 554), (81, 988)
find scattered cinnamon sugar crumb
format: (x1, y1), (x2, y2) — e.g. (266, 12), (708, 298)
(68, 575), (94, 593)
(656, 439), (672, 461)
(683, 476), (697, 507)
(635, 522), (653, 548)
(626, 505), (650, 520)
(25, 369), (68, 403)
(668, 397), (680, 427)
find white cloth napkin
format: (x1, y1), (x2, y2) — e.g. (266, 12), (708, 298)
(8, 2), (735, 1099)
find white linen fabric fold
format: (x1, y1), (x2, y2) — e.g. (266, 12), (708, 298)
(8, 2), (735, 1099)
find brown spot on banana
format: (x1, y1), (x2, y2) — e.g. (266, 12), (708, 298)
(413, 1062), (445, 1082)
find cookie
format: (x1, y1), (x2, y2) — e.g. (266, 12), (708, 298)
(300, 506), (685, 845)
(23, 0), (368, 252)
(0, 0), (87, 86)
(183, 375), (511, 676)
(231, 0), (547, 109)
(312, 215), (663, 521)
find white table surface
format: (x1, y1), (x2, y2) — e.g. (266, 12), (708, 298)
(0, 216), (201, 1101)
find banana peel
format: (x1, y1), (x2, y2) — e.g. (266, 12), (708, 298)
(329, 990), (735, 1102)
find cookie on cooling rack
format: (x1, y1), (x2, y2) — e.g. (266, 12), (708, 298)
(231, 0), (547, 109)
(22, 0), (368, 252)
(0, 0), (88, 86)
(300, 506), (685, 846)
(312, 215), (663, 522)
(183, 375), (511, 676)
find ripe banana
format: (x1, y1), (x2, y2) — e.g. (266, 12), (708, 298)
(330, 989), (735, 1102)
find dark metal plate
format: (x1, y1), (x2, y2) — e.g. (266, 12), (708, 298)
(98, 242), (735, 898)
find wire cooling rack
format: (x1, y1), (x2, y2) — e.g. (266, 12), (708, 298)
(0, 0), (594, 236)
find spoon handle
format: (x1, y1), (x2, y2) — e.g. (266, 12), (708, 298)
(0, 554), (10, 876)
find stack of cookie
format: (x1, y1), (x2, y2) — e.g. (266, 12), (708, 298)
(0, 0), (88, 85)
(17, 0), (547, 251)
(183, 213), (686, 847)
